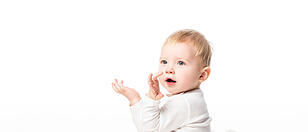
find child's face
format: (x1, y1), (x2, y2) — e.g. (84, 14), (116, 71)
(158, 43), (204, 94)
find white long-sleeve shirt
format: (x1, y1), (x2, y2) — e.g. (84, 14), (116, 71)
(130, 88), (211, 132)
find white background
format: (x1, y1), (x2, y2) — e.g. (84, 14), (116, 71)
(1, 0), (307, 132)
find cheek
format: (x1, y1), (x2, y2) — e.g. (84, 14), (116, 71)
(158, 65), (164, 72)
(178, 69), (200, 82)
(159, 77), (167, 89)
(158, 66), (165, 85)
(159, 78), (164, 85)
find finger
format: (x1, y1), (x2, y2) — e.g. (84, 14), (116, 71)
(114, 81), (121, 88)
(148, 73), (153, 84)
(113, 79), (119, 88)
(114, 79), (122, 88)
(166, 93), (173, 97)
(112, 82), (119, 93)
(120, 80), (124, 87)
(152, 72), (163, 81)
(157, 93), (164, 99)
(114, 81), (125, 93)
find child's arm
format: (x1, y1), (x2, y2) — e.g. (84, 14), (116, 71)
(112, 79), (141, 106)
(147, 72), (164, 100)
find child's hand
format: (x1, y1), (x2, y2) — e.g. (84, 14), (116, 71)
(147, 72), (164, 100)
(112, 79), (141, 106)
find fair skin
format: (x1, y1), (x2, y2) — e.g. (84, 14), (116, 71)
(112, 42), (210, 106)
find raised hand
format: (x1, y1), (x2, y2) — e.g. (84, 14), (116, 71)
(147, 72), (164, 100)
(112, 79), (141, 106)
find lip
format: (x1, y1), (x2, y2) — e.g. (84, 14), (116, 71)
(165, 77), (176, 86)
(166, 81), (176, 86)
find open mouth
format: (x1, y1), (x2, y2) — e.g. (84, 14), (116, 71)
(165, 78), (176, 85)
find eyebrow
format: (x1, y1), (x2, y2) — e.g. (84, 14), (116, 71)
(159, 57), (191, 63)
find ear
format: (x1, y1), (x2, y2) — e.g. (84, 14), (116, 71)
(199, 67), (210, 83)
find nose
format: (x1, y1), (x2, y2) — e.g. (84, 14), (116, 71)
(165, 66), (175, 74)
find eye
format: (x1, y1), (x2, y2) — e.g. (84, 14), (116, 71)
(160, 60), (167, 64)
(178, 61), (185, 65)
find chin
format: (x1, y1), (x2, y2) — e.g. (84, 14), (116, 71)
(165, 88), (180, 95)
(164, 87), (175, 94)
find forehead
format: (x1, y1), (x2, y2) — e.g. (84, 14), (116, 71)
(160, 43), (196, 59)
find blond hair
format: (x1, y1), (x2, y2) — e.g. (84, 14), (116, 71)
(163, 29), (212, 67)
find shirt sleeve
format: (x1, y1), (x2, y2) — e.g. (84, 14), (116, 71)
(130, 96), (161, 132)
(130, 100), (143, 132)
(130, 95), (189, 132)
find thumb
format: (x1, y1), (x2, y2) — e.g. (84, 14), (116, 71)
(157, 93), (164, 100)
(166, 93), (173, 97)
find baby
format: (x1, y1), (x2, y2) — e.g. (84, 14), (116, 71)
(112, 29), (212, 132)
